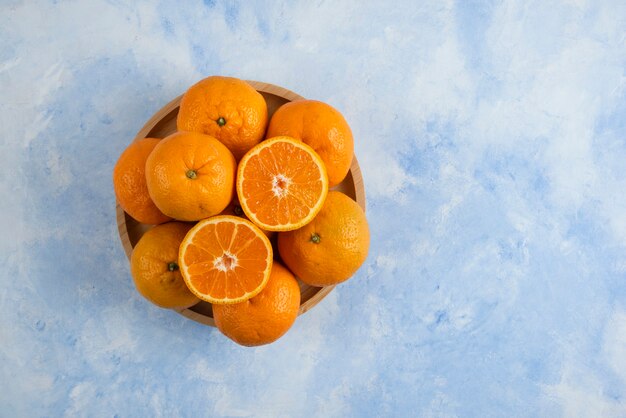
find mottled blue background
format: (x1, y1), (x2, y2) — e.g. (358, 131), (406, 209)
(2, 1), (626, 417)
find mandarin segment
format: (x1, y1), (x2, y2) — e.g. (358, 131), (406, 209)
(179, 216), (273, 304)
(218, 198), (276, 240)
(236, 136), (329, 232)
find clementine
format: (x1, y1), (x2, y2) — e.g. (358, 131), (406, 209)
(145, 131), (236, 221)
(177, 76), (268, 160)
(113, 137), (171, 225)
(213, 262), (300, 346)
(278, 191), (369, 286)
(178, 215), (273, 304)
(266, 99), (354, 187)
(130, 222), (199, 309)
(236, 136), (329, 231)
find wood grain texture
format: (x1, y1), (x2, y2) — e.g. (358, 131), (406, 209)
(116, 80), (366, 327)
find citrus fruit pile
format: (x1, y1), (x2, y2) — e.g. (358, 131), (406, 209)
(113, 76), (370, 346)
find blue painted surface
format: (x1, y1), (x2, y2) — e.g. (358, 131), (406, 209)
(1, 1), (626, 416)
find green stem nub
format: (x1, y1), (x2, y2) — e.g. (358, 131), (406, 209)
(310, 233), (321, 244)
(186, 169), (197, 179)
(233, 205), (244, 216)
(217, 117), (226, 127)
(168, 262), (179, 272)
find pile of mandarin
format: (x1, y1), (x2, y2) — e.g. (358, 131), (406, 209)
(113, 76), (370, 346)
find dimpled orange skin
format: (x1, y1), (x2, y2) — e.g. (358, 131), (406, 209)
(130, 222), (199, 309)
(278, 191), (370, 287)
(213, 262), (301, 346)
(145, 131), (236, 221)
(113, 137), (171, 225)
(176, 76), (268, 161)
(266, 100), (354, 187)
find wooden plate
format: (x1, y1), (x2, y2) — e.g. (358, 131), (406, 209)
(116, 81), (366, 327)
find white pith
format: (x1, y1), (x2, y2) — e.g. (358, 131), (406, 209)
(271, 174), (292, 198)
(213, 251), (238, 272)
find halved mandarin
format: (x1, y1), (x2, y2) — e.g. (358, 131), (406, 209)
(236, 136), (329, 231)
(178, 215), (273, 304)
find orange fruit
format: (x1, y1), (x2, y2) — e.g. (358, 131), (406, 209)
(278, 191), (370, 287)
(236, 136), (329, 232)
(130, 222), (199, 309)
(213, 262), (300, 346)
(266, 99), (354, 187)
(219, 198), (276, 241)
(177, 76), (268, 160)
(145, 131), (236, 221)
(178, 215), (273, 304)
(113, 137), (171, 225)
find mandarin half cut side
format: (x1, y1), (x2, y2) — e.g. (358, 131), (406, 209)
(179, 215), (273, 304)
(236, 136), (329, 232)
